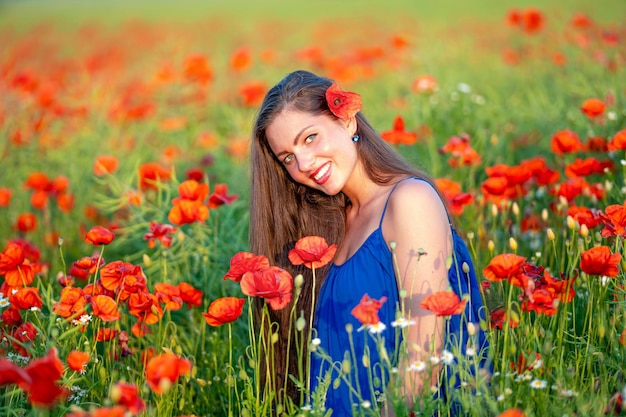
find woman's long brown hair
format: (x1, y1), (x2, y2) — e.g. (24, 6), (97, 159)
(249, 70), (447, 404)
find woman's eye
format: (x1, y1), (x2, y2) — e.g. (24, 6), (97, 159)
(283, 154), (294, 164)
(304, 134), (316, 144)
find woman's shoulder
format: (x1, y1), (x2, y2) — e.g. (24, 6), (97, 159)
(387, 177), (445, 210)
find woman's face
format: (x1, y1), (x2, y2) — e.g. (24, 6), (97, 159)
(266, 109), (358, 196)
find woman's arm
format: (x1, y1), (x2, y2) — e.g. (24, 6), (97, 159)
(382, 179), (453, 410)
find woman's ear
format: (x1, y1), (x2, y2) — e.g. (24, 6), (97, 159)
(344, 115), (357, 136)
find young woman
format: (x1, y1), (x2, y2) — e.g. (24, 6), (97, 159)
(250, 70), (490, 416)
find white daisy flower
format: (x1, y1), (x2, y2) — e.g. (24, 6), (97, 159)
(407, 361), (427, 372)
(465, 347), (476, 357)
(361, 400), (371, 409)
(429, 355), (440, 365)
(391, 317), (416, 328)
(367, 322), (387, 334)
(0, 297), (10, 308)
(441, 350), (455, 365)
(530, 379), (547, 389)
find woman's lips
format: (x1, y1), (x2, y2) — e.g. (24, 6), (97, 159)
(311, 162), (331, 185)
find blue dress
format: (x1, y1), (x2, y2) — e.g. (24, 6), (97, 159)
(310, 178), (490, 416)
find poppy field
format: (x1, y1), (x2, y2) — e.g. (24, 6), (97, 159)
(1, 0), (626, 416)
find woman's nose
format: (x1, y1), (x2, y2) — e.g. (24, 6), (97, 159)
(296, 152), (315, 173)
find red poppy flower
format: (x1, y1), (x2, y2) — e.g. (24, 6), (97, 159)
(143, 221), (177, 248)
(96, 328), (119, 342)
(154, 283), (183, 311)
(93, 155), (119, 177)
(551, 129), (585, 155)
(85, 226), (115, 246)
(552, 177), (589, 202)
(10, 287), (43, 310)
(138, 162), (172, 190)
(600, 204), (626, 238)
(0, 356), (31, 386)
(223, 251), (270, 282)
(208, 184), (239, 209)
(24, 172), (51, 192)
(19, 347), (68, 407)
(420, 291), (467, 317)
(52, 287), (87, 318)
(128, 291), (163, 324)
(325, 83), (362, 120)
(239, 81), (267, 107)
(483, 254), (527, 282)
(177, 282), (203, 308)
(489, 308), (519, 330)
(381, 116), (418, 145)
(288, 236), (337, 269)
(145, 352), (192, 394)
(183, 54), (213, 85)
(240, 266), (293, 310)
(567, 206), (602, 230)
(168, 199), (209, 225)
(15, 213), (37, 233)
(11, 322), (38, 356)
(110, 382), (145, 414)
(435, 178), (474, 216)
(580, 98), (605, 118)
(564, 157), (611, 178)
(67, 350), (90, 372)
(608, 129), (626, 152)
(439, 133), (482, 167)
(0, 187), (12, 207)
(580, 246), (621, 277)
(230, 47), (252, 72)
(132, 322), (152, 337)
(202, 297), (245, 326)
(1, 306), (23, 327)
(99, 260), (144, 292)
(91, 295), (121, 322)
(69, 255), (105, 281)
(0, 242), (35, 287)
(351, 293), (387, 325)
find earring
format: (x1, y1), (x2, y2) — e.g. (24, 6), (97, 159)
(352, 134), (360, 143)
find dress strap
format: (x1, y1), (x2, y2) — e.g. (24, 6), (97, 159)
(379, 177), (417, 228)
(379, 177), (453, 228)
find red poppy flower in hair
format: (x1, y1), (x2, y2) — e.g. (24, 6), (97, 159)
(325, 83), (362, 120)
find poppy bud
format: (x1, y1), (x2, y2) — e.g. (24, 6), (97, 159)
(605, 180), (613, 192)
(488, 240), (495, 252)
(547, 228), (555, 241)
(294, 274), (304, 289)
(598, 324), (605, 339)
(362, 354), (370, 368)
(512, 202), (520, 217)
(580, 224), (589, 238)
(541, 208), (548, 222)
(271, 332), (278, 344)
(467, 231), (474, 240)
(567, 216), (576, 230)
(491, 204), (499, 217)
(58, 237), (64, 246)
(389, 241), (397, 250)
(296, 315), (306, 332)
(509, 237), (518, 251)
(143, 254), (152, 267)
(462, 262), (470, 274)
(345, 323), (353, 333)
(467, 322), (476, 336)
(342, 358), (351, 374)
